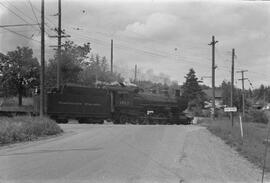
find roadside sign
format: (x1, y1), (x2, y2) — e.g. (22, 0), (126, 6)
(224, 107), (237, 112)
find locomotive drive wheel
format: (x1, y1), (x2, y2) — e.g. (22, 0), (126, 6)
(119, 115), (128, 124)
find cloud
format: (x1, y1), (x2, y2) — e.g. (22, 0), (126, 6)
(124, 13), (178, 40)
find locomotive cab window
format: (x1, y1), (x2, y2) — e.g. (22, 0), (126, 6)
(118, 92), (130, 105)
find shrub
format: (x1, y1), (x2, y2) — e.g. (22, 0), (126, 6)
(0, 116), (63, 145)
(246, 109), (268, 124)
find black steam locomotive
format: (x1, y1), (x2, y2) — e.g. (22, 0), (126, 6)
(34, 84), (192, 124)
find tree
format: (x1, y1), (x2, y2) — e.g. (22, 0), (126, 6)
(46, 41), (124, 88)
(182, 68), (205, 102)
(79, 53), (123, 86)
(0, 47), (39, 105)
(181, 68), (205, 114)
(46, 41), (91, 87)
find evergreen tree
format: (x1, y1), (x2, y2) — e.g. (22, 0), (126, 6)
(178, 68), (205, 114)
(182, 68), (205, 102)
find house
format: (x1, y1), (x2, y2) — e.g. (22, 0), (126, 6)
(203, 88), (223, 109)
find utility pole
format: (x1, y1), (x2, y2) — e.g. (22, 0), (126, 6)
(40, 0), (45, 117)
(134, 64), (137, 83)
(231, 48), (235, 127)
(111, 39), (113, 74)
(57, 0), (61, 89)
(237, 70), (248, 119)
(208, 36), (218, 120)
(49, 0), (70, 89)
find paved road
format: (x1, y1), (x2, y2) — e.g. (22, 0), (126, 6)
(0, 124), (263, 183)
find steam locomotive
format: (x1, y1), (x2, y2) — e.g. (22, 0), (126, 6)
(35, 84), (192, 124)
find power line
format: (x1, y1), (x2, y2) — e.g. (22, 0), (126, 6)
(0, 1), (53, 37)
(1, 27), (55, 50)
(1, 27), (40, 43)
(67, 30), (211, 64)
(63, 27), (250, 77)
(0, 23), (39, 28)
(65, 24), (210, 56)
(21, 0), (57, 36)
(28, 0), (40, 28)
(25, 0), (58, 28)
(3, 0), (36, 23)
(0, 1), (39, 32)
(68, 31), (231, 77)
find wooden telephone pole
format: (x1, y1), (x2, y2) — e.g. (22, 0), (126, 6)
(111, 39), (113, 74)
(208, 36), (218, 120)
(49, 0), (70, 89)
(57, 0), (61, 89)
(231, 48), (235, 127)
(40, 0), (45, 117)
(237, 70), (248, 119)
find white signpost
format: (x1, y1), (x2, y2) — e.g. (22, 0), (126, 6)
(224, 107), (237, 112)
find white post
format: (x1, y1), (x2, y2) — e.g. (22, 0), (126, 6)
(239, 115), (243, 138)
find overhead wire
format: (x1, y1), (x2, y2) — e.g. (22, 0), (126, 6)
(0, 0), (54, 39)
(27, 0), (40, 28)
(65, 27), (212, 63)
(63, 24), (210, 57)
(0, 1), (40, 33)
(64, 28), (225, 75)
(2, 27), (40, 43)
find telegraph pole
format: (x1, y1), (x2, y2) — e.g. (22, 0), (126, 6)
(231, 48), (235, 127)
(237, 70), (248, 119)
(134, 64), (137, 83)
(111, 39), (113, 74)
(57, 0), (61, 89)
(208, 36), (218, 120)
(49, 0), (70, 88)
(40, 0), (45, 117)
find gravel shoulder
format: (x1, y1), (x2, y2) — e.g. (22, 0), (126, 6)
(181, 126), (263, 183)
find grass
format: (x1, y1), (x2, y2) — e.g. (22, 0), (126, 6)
(0, 116), (63, 145)
(202, 114), (270, 172)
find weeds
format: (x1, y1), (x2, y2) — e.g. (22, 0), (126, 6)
(0, 116), (63, 145)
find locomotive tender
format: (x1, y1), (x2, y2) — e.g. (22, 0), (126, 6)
(35, 84), (192, 124)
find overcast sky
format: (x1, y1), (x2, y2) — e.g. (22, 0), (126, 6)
(0, 0), (269, 88)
